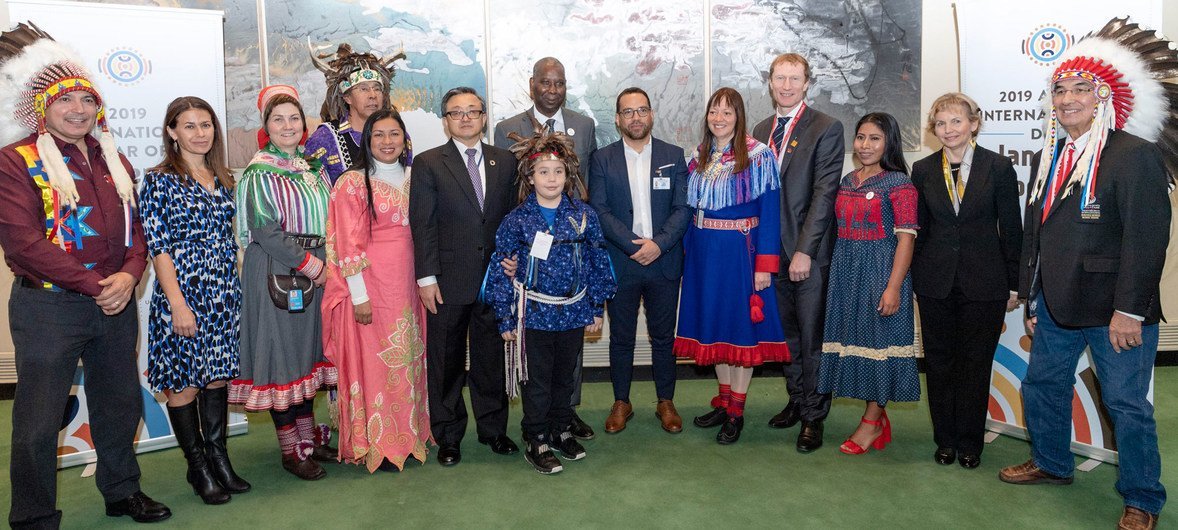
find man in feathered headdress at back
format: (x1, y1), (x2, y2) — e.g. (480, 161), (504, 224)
(0, 23), (171, 526)
(999, 17), (1176, 530)
(305, 42), (404, 185)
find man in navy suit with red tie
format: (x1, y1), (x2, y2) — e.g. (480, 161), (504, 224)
(588, 87), (690, 434)
(751, 53), (844, 453)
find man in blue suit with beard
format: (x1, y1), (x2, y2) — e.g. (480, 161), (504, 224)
(588, 87), (690, 435)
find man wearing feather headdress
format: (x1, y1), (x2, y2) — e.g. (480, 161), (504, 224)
(0, 23), (171, 526)
(998, 17), (1176, 530)
(305, 42), (404, 185)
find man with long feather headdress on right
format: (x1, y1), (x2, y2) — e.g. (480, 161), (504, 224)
(998, 17), (1177, 530)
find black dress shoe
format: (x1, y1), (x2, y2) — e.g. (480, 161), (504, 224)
(716, 416), (744, 445)
(796, 420), (824, 453)
(958, 453), (981, 469)
(694, 407), (727, 428)
(934, 447), (956, 465)
(569, 413), (595, 440)
(105, 491), (171, 523)
(437, 443), (462, 466)
(479, 435), (520, 455)
(768, 402), (801, 429)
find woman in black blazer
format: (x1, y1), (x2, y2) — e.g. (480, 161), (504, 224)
(911, 93), (1023, 469)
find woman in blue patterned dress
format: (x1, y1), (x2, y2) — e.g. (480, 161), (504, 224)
(674, 88), (789, 445)
(229, 86), (338, 480)
(818, 112), (920, 455)
(140, 96), (248, 504)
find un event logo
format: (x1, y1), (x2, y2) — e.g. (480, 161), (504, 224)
(97, 48), (152, 86)
(1021, 25), (1075, 66)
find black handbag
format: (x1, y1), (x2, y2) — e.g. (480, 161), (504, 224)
(266, 255), (314, 311)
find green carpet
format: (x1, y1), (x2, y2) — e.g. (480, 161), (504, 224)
(3, 369), (1178, 529)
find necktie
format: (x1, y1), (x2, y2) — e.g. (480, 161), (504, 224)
(545, 118), (557, 134)
(466, 148), (484, 211)
(1041, 142), (1075, 221)
(770, 116), (791, 156)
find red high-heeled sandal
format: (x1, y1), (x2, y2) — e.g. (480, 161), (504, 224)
(839, 410), (891, 455)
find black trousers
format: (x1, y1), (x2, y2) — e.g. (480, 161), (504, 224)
(774, 262), (832, 422)
(607, 267), (679, 401)
(8, 282), (144, 529)
(425, 300), (508, 445)
(917, 286), (1006, 454)
(520, 328), (582, 439)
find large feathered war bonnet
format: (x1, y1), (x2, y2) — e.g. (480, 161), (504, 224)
(1030, 17), (1178, 209)
(0, 22), (135, 211)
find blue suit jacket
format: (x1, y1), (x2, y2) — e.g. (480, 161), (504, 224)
(587, 137), (691, 281)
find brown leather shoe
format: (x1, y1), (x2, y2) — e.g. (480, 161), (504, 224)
(656, 400), (683, 434)
(604, 401), (633, 434)
(998, 459), (1072, 485)
(281, 454), (326, 481)
(1118, 506), (1159, 530)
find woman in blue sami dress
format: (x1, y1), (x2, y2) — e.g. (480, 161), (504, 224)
(674, 87), (789, 445)
(140, 96), (249, 505)
(818, 112), (920, 455)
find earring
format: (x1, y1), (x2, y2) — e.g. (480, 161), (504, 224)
(172, 139), (178, 151)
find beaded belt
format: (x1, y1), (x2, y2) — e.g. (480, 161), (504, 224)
(504, 279), (587, 400)
(693, 211), (759, 233)
(285, 233), (325, 249)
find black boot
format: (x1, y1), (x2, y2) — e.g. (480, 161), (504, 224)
(167, 401), (230, 505)
(199, 386), (252, 493)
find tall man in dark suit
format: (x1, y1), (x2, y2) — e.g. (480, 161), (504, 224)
(493, 56), (598, 439)
(751, 53), (843, 453)
(409, 87), (520, 466)
(998, 41), (1171, 530)
(588, 87), (691, 435)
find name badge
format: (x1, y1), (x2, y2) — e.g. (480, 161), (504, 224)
(530, 231), (554, 260)
(288, 289), (304, 312)
(653, 177), (671, 190)
(1080, 203), (1101, 221)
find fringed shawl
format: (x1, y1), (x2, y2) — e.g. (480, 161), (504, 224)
(686, 136), (779, 210)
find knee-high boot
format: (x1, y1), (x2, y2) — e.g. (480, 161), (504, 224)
(198, 386), (252, 493)
(167, 400), (230, 505)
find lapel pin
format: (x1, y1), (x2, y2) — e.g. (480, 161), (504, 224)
(567, 128), (575, 136)
(865, 191), (875, 200)
(489, 160), (496, 166)
(790, 140), (798, 147)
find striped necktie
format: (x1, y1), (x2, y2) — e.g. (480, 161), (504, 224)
(1041, 142), (1075, 221)
(466, 148), (484, 211)
(770, 116), (790, 157)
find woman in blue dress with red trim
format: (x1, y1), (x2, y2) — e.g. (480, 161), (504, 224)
(674, 87), (790, 444)
(818, 112), (920, 455)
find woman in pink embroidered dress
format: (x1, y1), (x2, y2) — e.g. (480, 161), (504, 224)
(322, 109), (431, 472)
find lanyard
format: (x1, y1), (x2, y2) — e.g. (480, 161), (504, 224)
(772, 103), (806, 157)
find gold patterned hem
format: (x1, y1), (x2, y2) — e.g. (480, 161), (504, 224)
(822, 342), (915, 361)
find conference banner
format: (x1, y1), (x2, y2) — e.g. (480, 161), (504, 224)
(7, 0), (244, 469)
(957, 0), (1162, 463)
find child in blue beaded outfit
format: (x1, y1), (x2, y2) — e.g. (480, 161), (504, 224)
(484, 132), (616, 475)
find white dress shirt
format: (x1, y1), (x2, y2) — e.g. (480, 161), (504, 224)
(624, 137), (653, 239)
(533, 107), (566, 133)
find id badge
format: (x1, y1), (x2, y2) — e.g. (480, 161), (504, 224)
(530, 231), (554, 260)
(653, 177), (671, 190)
(288, 289), (304, 312)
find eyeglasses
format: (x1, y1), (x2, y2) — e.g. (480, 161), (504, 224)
(618, 107), (651, 119)
(444, 109), (485, 120)
(1051, 86), (1094, 98)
